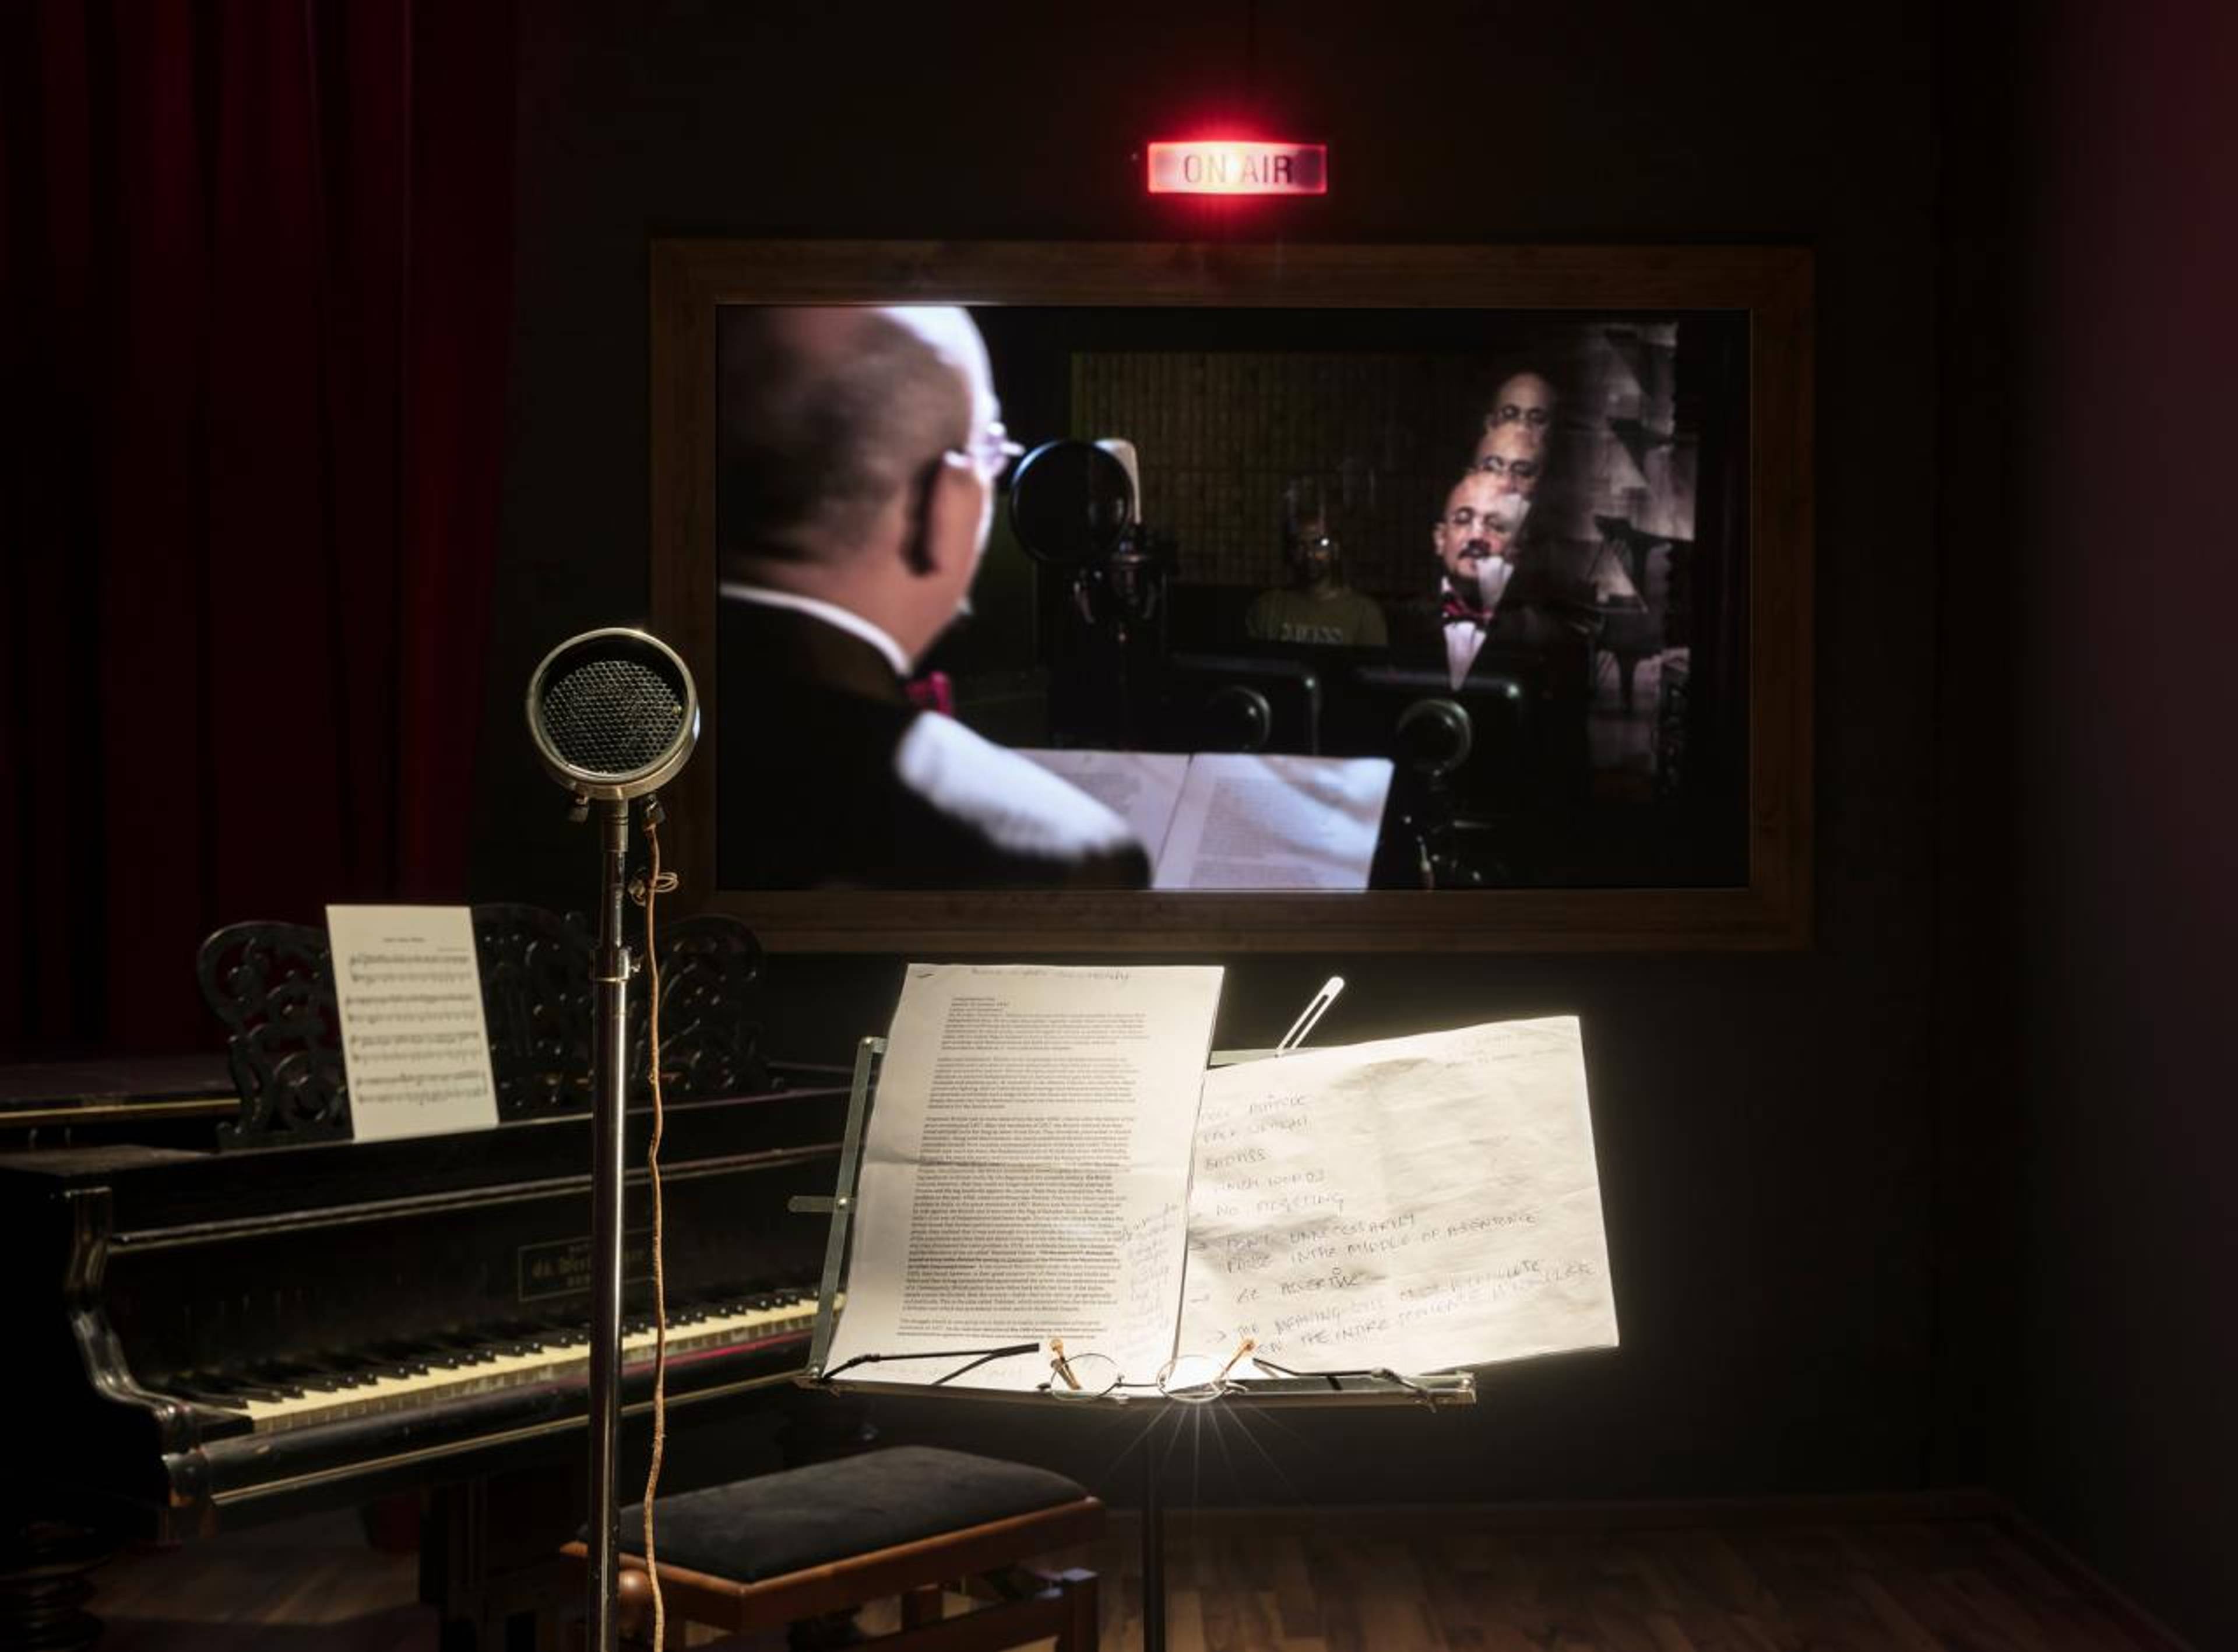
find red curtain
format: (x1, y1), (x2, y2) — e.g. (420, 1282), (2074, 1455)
(1, 0), (514, 1055)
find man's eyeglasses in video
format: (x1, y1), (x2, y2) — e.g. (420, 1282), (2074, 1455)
(1475, 453), (1541, 482)
(956, 422), (1026, 481)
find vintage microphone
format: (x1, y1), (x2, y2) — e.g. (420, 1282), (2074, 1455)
(524, 628), (698, 1652)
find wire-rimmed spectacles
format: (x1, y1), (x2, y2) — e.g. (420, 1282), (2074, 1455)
(1043, 1336), (1258, 1405)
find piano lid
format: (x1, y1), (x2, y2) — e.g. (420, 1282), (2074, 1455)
(0, 1055), (238, 1133)
(0, 1080), (851, 1237)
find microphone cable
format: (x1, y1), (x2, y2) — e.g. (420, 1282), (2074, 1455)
(628, 809), (680, 1651)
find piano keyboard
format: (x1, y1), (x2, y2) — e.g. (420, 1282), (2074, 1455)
(159, 1290), (824, 1436)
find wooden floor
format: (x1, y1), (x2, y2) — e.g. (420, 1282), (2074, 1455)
(86, 1503), (2176, 1652)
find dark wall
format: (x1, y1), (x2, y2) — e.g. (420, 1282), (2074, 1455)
(1983, 2), (2238, 1644)
(474, 0), (1946, 1505)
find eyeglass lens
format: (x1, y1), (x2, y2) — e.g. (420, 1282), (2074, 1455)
(1156, 1352), (1230, 1404)
(1047, 1349), (1121, 1399)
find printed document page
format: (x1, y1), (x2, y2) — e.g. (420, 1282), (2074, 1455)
(824, 963), (1226, 1391)
(1015, 750), (1191, 866)
(1178, 1016), (1616, 1375)
(327, 905), (499, 1143)
(1152, 755), (1394, 891)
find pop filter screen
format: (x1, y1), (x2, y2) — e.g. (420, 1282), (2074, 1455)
(526, 629), (699, 799)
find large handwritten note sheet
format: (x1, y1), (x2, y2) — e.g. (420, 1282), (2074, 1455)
(328, 905), (499, 1143)
(824, 964), (1225, 1391)
(1179, 1016), (1616, 1374)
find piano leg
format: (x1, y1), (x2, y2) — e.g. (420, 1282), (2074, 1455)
(423, 1473), (580, 1652)
(0, 1516), (115, 1652)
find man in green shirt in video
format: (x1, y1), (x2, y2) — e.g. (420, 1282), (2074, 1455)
(1244, 508), (1389, 648)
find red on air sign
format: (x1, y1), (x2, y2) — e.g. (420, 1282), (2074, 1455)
(1146, 141), (1328, 196)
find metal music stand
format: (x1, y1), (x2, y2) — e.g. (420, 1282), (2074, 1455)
(787, 1034), (1476, 1652)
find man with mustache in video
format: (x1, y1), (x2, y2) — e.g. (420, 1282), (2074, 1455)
(1416, 466), (1581, 691)
(1368, 469), (1594, 879)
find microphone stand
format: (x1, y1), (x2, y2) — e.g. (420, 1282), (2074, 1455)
(585, 797), (633, 1652)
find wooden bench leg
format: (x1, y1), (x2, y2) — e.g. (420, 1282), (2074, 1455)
(785, 1608), (865, 1650)
(1054, 1566), (1099, 1652)
(615, 1568), (687, 1650)
(900, 1583), (945, 1628)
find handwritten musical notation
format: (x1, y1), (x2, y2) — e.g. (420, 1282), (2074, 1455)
(327, 906), (499, 1144)
(1179, 1017), (1618, 1375)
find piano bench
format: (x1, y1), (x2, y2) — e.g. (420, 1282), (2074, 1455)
(561, 1444), (1104, 1651)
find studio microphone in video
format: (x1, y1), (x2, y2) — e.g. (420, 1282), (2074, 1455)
(524, 627), (699, 818)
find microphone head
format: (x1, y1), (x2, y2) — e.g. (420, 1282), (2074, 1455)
(1396, 697), (1473, 777)
(525, 628), (699, 801)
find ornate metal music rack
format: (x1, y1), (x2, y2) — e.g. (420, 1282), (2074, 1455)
(195, 906), (768, 1149)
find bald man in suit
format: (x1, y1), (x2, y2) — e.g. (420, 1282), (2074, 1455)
(715, 306), (1149, 890)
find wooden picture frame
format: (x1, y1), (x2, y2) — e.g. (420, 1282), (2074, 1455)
(650, 239), (1811, 952)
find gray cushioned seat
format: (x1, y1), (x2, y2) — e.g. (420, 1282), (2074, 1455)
(615, 1446), (1088, 1583)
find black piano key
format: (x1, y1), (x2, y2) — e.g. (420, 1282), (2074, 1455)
(362, 1341), (438, 1375)
(304, 1354), (389, 1388)
(168, 1376), (249, 1411)
(234, 1367), (311, 1400)
(420, 1334), (496, 1368)
(264, 1358), (363, 1391)
(252, 1360), (321, 1385)
(216, 1375), (298, 1403)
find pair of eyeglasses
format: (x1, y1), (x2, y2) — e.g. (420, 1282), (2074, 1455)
(818, 1341), (1042, 1387)
(1476, 453), (1542, 482)
(1044, 1336), (1257, 1405)
(1491, 403), (1553, 429)
(1290, 534), (1339, 552)
(955, 421), (1026, 480)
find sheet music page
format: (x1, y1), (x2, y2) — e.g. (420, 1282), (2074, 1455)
(1015, 750), (1191, 866)
(326, 905), (499, 1143)
(1150, 755), (1394, 891)
(1178, 1016), (1617, 1375)
(824, 963), (1224, 1391)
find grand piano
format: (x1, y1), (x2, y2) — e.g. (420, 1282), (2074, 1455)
(1, 911), (855, 1650)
